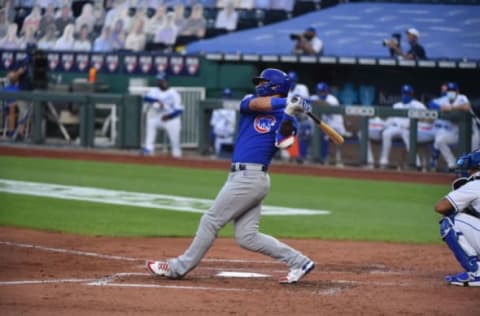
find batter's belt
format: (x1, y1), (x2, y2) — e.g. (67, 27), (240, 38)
(230, 163), (268, 172)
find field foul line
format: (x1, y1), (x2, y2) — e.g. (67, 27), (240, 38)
(0, 278), (95, 285)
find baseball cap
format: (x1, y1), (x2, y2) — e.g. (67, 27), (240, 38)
(406, 28), (420, 38)
(446, 82), (458, 91)
(156, 72), (168, 81)
(401, 84), (414, 94)
(305, 27), (316, 33)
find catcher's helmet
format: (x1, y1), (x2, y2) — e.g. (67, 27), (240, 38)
(252, 68), (291, 97)
(456, 149), (480, 176)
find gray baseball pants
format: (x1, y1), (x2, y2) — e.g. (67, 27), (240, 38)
(167, 167), (310, 278)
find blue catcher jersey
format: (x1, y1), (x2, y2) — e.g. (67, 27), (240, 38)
(232, 94), (284, 166)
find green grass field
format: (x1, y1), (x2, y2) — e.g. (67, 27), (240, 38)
(0, 156), (449, 243)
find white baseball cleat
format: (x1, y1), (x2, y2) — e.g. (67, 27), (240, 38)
(146, 260), (170, 277)
(279, 260), (315, 284)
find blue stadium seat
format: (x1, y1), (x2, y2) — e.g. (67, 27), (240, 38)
(293, 1), (319, 17)
(264, 9), (289, 25)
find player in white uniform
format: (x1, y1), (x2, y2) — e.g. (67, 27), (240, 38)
(430, 82), (475, 171)
(210, 88), (236, 157)
(286, 71), (311, 162)
(435, 149), (480, 286)
(378, 85), (432, 168)
(142, 72), (183, 158)
(311, 82), (348, 166)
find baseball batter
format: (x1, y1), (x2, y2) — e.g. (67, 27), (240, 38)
(429, 82), (473, 170)
(378, 85), (431, 168)
(142, 72), (183, 158)
(435, 149), (480, 286)
(147, 68), (315, 284)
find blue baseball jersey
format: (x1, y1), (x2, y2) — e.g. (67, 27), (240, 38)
(232, 94), (285, 166)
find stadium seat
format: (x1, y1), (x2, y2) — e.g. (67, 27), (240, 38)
(237, 9), (260, 30)
(264, 9), (289, 25)
(293, 1), (318, 17)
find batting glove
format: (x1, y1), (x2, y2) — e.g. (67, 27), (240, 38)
(285, 96), (312, 115)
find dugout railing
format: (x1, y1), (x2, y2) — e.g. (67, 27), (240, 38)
(0, 90), (143, 148)
(198, 99), (474, 168)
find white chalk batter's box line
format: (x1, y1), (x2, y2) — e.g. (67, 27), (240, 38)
(0, 240), (414, 293)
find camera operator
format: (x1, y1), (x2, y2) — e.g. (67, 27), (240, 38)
(385, 28), (426, 60)
(291, 27), (323, 55)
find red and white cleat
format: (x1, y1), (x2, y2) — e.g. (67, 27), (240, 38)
(146, 260), (170, 277)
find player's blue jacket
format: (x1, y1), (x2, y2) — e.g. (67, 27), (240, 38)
(232, 95), (284, 167)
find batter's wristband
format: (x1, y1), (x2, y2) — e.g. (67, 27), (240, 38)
(271, 97), (287, 111)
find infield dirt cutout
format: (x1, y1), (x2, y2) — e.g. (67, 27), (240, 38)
(1, 226), (479, 315)
(1, 146), (477, 315)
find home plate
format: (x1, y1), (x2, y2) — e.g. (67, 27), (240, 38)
(217, 271), (271, 278)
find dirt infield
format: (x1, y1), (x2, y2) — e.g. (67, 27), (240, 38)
(1, 145), (477, 315)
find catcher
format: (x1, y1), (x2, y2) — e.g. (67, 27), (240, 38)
(434, 149), (480, 286)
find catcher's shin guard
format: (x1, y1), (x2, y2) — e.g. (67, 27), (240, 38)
(440, 216), (479, 273)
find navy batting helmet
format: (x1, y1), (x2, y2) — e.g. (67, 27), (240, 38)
(252, 68), (291, 97)
(456, 149), (480, 176)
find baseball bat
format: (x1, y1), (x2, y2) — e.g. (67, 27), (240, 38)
(307, 112), (345, 145)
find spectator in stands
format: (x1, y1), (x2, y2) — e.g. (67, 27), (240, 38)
(172, 3), (186, 28)
(270, 0), (295, 11)
(287, 71), (312, 164)
(386, 28), (426, 60)
(21, 5), (41, 36)
(93, 26), (114, 52)
(130, 6), (147, 33)
(153, 11), (178, 52)
(93, 1), (107, 35)
(0, 23), (21, 49)
(146, 4), (166, 38)
(291, 27), (323, 56)
(429, 82), (475, 171)
(73, 23), (92, 51)
(37, 24), (57, 50)
(75, 3), (96, 35)
(210, 88), (237, 158)
(111, 19), (127, 50)
(125, 19), (147, 51)
(214, 0), (238, 32)
(18, 25), (37, 49)
(54, 23), (75, 50)
(55, 5), (75, 37)
(38, 3), (57, 38)
(179, 3), (207, 39)
(0, 8), (8, 39)
(311, 82), (349, 167)
(378, 84), (429, 169)
(104, 0), (128, 29)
